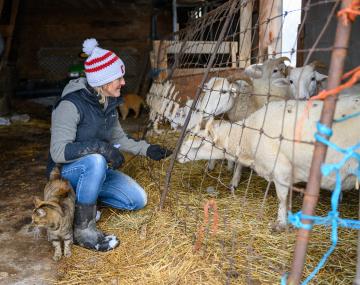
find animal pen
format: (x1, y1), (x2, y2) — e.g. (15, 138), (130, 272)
(50, 0), (360, 284)
(143, 0), (360, 284)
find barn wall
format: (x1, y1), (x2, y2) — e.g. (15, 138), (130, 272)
(172, 68), (240, 102)
(301, 1), (360, 71)
(12, 0), (172, 93)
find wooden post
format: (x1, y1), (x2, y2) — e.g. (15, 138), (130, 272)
(158, 40), (168, 82)
(259, 0), (283, 61)
(239, 0), (253, 68)
(230, 41), (238, 68)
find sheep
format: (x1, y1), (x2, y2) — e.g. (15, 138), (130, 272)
(227, 57), (291, 123)
(287, 62), (328, 99)
(168, 77), (241, 131)
(287, 61), (360, 99)
(177, 94), (360, 231)
(146, 76), (240, 133)
(222, 57), (291, 190)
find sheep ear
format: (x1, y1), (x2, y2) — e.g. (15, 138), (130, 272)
(244, 64), (263, 78)
(285, 65), (294, 77)
(315, 71), (327, 82)
(205, 118), (219, 143)
(192, 123), (201, 134)
(204, 117), (214, 135)
(272, 78), (290, 88)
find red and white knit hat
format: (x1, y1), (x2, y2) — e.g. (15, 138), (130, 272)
(82, 38), (125, 87)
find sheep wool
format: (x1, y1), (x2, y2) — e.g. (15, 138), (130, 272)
(82, 38), (125, 87)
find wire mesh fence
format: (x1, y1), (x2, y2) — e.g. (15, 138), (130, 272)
(143, 0), (360, 283)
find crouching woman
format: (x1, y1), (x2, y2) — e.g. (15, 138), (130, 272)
(47, 38), (171, 252)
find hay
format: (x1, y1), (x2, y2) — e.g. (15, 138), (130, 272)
(56, 133), (359, 285)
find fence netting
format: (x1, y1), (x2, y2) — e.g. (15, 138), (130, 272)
(143, 0), (360, 283)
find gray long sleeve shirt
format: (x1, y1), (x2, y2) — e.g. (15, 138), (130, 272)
(50, 78), (149, 163)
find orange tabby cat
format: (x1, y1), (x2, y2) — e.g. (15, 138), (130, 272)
(32, 166), (75, 261)
(118, 93), (146, 120)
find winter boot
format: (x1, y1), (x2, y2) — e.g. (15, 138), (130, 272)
(74, 204), (119, 251)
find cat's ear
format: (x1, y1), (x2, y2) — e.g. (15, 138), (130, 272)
(33, 196), (43, 208)
(36, 208), (47, 217)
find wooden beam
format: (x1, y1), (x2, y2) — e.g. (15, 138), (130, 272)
(166, 40), (238, 54)
(230, 41), (238, 68)
(259, 0), (283, 61)
(239, 0), (253, 68)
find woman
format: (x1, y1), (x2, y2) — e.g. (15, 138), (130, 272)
(48, 38), (171, 252)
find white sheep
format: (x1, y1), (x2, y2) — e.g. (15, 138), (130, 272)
(168, 77), (240, 131)
(223, 57), (291, 190)
(287, 62), (328, 99)
(146, 77), (239, 133)
(227, 57), (291, 123)
(177, 94), (360, 230)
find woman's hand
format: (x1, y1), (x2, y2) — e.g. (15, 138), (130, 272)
(104, 145), (125, 168)
(146, 144), (173, 161)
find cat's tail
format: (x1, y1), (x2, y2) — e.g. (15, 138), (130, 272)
(49, 164), (62, 181)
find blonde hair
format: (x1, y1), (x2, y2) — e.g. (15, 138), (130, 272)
(93, 86), (107, 105)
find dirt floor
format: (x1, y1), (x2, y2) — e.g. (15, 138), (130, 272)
(0, 99), (147, 285)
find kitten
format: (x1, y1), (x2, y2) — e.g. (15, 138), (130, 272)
(118, 93), (146, 120)
(32, 165), (75, 261)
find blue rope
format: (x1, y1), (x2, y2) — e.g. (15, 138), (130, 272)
(281, 120), (360, 284)
(333, 111), (360, 123)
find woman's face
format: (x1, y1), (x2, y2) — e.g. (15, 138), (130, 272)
(103, 77), (126, 97)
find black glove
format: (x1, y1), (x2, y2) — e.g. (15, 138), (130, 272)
(103, 146), (125, 169)
(64, 140), (125, 168)
(146, 144), (173, 161)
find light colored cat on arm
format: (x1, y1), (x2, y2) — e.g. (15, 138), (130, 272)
(32, 166), (75, 261)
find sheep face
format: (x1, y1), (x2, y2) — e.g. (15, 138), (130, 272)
(245, 57), (289, 80)
(288, 65), (327, 99)
(177, 132), (225, 163)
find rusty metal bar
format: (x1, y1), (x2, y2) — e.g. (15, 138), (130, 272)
(354, 189), (360, 284)
(159, 0), (239, 209)
(287, 0), (353, 284)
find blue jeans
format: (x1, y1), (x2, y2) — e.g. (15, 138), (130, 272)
(61, 154), (147, 210)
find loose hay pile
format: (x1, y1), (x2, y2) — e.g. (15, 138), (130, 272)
(56, 133), (359, 285)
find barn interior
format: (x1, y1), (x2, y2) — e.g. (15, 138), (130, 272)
(0, 0), (360, 284)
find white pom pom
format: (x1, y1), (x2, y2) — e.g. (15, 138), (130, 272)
(82, 38), (98, 56)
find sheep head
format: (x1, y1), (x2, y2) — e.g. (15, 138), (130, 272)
(288, 63), (328, 99)
(245, 57), (290, 79)
(177, 120), (225, 163)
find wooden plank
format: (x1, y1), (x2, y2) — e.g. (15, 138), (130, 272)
(239, 0), (253, 68)
(267, 0), (282, 58)
(158, 40), (168, 82)
(230, 41), (238, 68)
(172, 67), (234, 77)
(259, 0), (283, 61)
(165, 40), (235, 54)
(151, 40), (160, 69)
